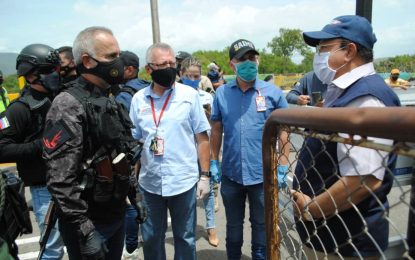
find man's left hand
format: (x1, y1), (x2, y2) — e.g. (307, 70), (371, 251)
(196, 176), (210, 200)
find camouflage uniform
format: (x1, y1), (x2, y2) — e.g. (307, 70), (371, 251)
(43, 76), (135, 259)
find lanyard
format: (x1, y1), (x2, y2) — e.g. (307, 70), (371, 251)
(150, 92), (172, 129)
(256, 89), (261, 97)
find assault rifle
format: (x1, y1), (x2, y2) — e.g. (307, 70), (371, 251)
(126, 141), (144, 166)
(37, 201), (57, 260)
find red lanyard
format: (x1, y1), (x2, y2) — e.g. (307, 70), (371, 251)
(150, 92), (172, 128)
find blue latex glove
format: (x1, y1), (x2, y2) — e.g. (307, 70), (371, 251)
(210, 160), (221, 183)
(277, 165), (289, 189)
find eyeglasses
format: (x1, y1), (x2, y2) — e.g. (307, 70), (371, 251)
(315, 42), (341, 55)
(148, 62), (177, 69)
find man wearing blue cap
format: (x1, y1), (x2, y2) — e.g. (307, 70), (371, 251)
(291, 15), (400, 259)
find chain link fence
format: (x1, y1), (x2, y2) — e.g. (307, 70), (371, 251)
(262, 107), (415, 260)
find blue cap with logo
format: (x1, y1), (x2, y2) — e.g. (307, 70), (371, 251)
(303, 15), (377, 50)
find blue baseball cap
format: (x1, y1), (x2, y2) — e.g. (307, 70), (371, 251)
(303, 15), (377, 50)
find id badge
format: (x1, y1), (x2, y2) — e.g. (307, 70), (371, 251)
(151, 136), (164, 156)
(256, 96), (266, 112)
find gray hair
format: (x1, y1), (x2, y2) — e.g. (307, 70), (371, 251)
(72, 26), (113, 65)
(145, 42), (175, 64)
(180, 57), (201, 73)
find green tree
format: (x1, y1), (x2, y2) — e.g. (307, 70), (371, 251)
(193, 48), (230, 75)
(3, 74), (20, 93)
(296, 50), (314, 73)
(259, 52), (296, 74)
(375, 54), (415, 74)
(267, 28), (311, 58)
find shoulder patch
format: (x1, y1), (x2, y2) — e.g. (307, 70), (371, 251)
(43, 119), (74, 154)
(0, 116), (10, 130)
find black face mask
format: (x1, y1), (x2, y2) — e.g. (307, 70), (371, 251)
(110, 84), (121, 96)
(0, 78), (3, 85)
(391, 76), (399, 81)
(150, 67), (177, 88)
(79, 56), (124, 85)
(32, 71), (62, 94)
(60, 65), (76, 77)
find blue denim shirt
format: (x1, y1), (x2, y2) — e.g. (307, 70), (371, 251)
(130, 83), (211, 196)
(211, 78), (288, 185)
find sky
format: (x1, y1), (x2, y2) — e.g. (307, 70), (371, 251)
(0, 0), (414, 65)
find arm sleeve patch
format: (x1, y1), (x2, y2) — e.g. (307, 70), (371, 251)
(0, 116), (10, 130)
(43, 119), (74, 154)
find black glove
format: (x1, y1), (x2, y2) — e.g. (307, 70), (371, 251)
(135, 193), (148, 224)
(34, 138), (43, 154)
(79, 230), (108, 260)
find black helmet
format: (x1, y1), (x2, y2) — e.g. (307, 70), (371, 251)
(175, 51), (191, 61)
(16, 44), (60, 76)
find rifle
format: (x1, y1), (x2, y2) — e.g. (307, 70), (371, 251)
(37, 201), (57, 260)
(126, 141), (143, 166)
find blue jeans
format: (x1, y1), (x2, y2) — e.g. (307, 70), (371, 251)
(30, 186), (64, 260)
(140, 184), (197, 260)
(221, 176), (266, 260)
(124, 204), (139, 253)
(203, 180), (216, 229)
(59, 217), (125, 260)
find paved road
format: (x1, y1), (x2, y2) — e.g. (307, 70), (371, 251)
(16, 185), (253, 260)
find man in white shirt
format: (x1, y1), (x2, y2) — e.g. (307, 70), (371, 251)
(291, 15), (401, 259)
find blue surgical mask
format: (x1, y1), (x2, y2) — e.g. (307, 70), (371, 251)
(234, 60), (258, 82)
(182, 77), (201, 89)
(313, 47), (347, 85)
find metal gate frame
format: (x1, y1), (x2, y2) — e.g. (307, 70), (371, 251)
(262, 107), (415, 260)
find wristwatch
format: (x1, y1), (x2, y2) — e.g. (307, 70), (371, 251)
(200, 171), (211, 178)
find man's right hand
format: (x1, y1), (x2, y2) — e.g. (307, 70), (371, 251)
(79, 230), (107, 260)
(210, 160), (221, 183)
(135, 197), (148, 224)
(297, 95), (310, 105)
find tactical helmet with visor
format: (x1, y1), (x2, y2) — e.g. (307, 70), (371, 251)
(16, 44), (61, 76)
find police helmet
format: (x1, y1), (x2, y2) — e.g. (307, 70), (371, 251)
(16, 44), (60, 76)
(175, 51), (191, 61)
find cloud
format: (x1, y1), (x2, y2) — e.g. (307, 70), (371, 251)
(0, 0), (413, 60)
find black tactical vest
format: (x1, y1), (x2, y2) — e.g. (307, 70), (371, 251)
(65, 83), (135, 157)
(65, 82), (135, 220)
(17, 91), (51, 143)
(7, 88), (51, 186)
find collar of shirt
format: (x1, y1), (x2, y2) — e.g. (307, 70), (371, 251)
(230, 79), (259, 92)
(332, 62), (376, 90)
(144, 84), (174, 99)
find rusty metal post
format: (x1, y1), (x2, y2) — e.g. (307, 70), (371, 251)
(407, 171), (415, 258)
(263, 119), (281, 260)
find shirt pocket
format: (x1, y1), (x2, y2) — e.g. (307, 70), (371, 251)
(167, 100), (192, 122)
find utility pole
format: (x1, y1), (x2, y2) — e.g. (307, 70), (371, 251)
(150, 0), (161, 43)
(356, 0), (373, 23)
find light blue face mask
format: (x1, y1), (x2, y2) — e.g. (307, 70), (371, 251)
(234, 60), (258, 82)
(182, 77), (201, 89)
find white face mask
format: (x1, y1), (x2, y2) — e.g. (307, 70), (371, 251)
(313, 47), (347, 85)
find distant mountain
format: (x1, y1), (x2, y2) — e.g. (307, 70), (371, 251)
(0, 52), (18, 76)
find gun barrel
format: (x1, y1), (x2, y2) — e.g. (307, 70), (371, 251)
(37, 201), (57, 260)
(127, 143), (143, 165)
